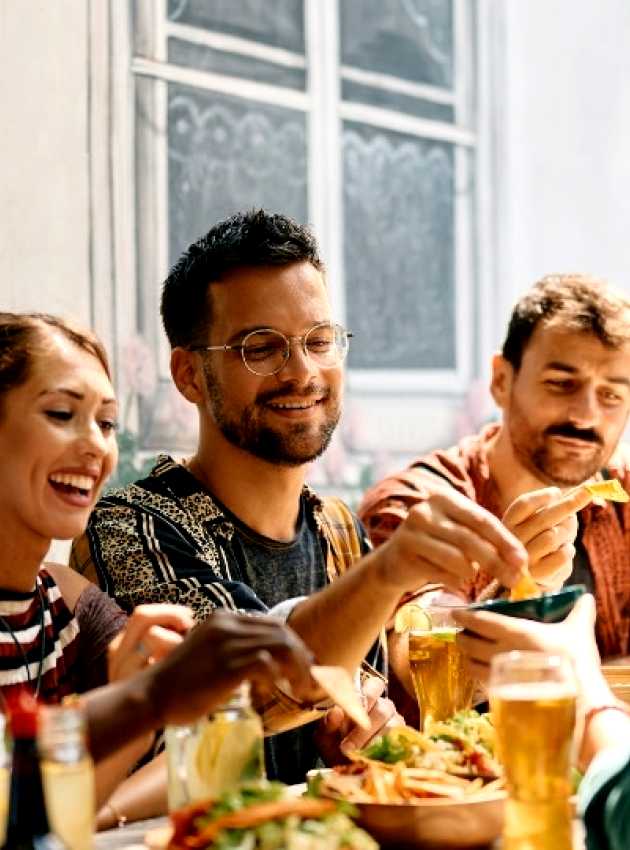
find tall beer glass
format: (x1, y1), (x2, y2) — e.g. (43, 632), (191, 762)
(490, 651), (577, 850)
(408, 603), (474, 728)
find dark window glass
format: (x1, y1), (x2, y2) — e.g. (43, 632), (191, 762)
(166, 85), (307, 264)
(340, 0), (453, 89)
(168, 0), (305, 55)
(344, 122), (455, 370)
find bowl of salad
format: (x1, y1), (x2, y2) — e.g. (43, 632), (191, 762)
(313, 711), (505, 848)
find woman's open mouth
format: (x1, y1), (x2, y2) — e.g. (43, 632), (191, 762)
(48, 473), (95, 505)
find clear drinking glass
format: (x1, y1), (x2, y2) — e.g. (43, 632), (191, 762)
(165, 683), (265, 811)
(39, 705), (95, 850)
(408, 602), (474, 728)
(489, 651), (577, 850)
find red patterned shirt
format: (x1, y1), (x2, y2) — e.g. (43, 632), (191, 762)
(359, 424), (630, 659)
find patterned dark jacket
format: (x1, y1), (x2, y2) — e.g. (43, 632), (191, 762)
(71, 455), (382, 733)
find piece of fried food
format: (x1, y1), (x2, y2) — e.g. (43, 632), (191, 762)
(584, 479), (629, 503)
(509, 570), (541, 601)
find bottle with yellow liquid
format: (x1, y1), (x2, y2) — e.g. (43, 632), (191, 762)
(165, 682), (265, 810)
(39, 706), (95, 850)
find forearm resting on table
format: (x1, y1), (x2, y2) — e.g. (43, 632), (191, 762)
(288, 550), (402, 673)
(97, 752), (168, 830)
(94, 731), (155, 808)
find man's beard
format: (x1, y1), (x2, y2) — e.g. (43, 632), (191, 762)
(508, 395), (606, 486)
(203, 363), (340, 467)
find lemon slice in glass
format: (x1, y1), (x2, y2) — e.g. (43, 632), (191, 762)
(394, 603), (433, 634)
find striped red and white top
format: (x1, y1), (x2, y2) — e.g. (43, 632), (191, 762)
(0, 568), (126, 704)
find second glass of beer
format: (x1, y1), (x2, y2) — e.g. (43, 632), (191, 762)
(490, 651), (577, 850)
(408, 602), (474, 727)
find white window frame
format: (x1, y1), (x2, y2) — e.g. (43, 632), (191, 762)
(103, 0), (485, 433)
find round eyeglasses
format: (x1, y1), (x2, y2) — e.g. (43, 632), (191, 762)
(192, 322), (353, 376)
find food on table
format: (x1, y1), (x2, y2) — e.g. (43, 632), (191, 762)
(168, 782), (378, 850)
(311, 665), (371, 730)
(316, 712), (503, 805)
(509, 570), (541, 601)
(583, 479), (629, 502)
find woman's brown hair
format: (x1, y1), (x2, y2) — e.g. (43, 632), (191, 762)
(0, 312), (111, 400)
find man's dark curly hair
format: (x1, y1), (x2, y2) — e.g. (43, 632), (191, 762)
(501, 274), (630, 371)
(161, 209), (323, 349)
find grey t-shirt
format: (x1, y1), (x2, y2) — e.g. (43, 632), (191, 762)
(234, 500), (327, 609)
(220, 495), (328, 784)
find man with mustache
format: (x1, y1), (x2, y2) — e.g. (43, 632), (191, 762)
(360, 274), (630, 661)
(71, 210), (529, 786)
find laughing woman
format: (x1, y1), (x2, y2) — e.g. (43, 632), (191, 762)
(0, 312), (197, 818)
(0, 312), (127, 699)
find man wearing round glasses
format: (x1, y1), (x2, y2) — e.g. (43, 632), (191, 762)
(72, 210), (528, 786)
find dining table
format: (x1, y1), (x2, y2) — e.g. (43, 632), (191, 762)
(93, 814), (587, 850)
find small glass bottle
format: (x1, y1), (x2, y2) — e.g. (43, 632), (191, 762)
(38, 706), (95, 850)
(2, 693), (66, 850)
(165, 682), (265, 810)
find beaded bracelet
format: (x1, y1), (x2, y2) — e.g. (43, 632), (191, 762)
(104, 801), (128, 829)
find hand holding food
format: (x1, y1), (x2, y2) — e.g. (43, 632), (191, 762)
(502, 486), (591, 592)
(381, 489), (527, 594)
(148, 610), (317, 727)
(454, 594), (608, 703)
(314, 674), (403, 765)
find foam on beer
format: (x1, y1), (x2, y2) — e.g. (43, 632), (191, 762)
(491, 681), (577, 701)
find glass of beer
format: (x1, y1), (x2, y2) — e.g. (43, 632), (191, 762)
(408, 602), (474, 728)
(489, 651), (577, 850)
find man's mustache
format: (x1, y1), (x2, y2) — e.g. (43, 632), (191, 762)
(545, 423), (603, 445)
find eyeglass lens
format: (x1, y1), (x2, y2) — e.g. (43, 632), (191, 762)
(242, 324), (348, 375)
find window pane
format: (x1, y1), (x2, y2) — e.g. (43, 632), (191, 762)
(340, 0), (453, 89)
(344, 123), (455, 370)
(166, 85), (307, 264)
(168, 39), (306, 90)
(168, 0), (305, 55)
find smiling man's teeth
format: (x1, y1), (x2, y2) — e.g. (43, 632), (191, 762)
(269, 401), (317, 410)
(49, 474), (94, 491)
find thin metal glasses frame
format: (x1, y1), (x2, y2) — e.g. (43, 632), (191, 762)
(190, 321), (353, 376)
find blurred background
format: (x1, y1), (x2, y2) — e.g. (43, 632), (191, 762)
(3, 0), (630, 506)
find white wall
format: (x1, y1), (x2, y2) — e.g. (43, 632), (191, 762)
(493, 0), (630, 347)
(0, 0), (90, 322)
